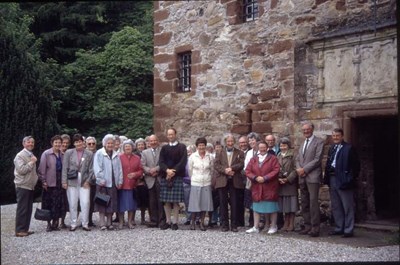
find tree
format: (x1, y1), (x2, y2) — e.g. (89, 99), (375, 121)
(0, 3), (59, 204)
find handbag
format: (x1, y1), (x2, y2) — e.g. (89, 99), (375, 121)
(94, 188), (111, 207)
(67, 169), (78, 179)
(34, 207), (52, 221)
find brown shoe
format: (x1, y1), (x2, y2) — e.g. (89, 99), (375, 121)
(26, 231), (35, 235)
(15, 232), (29, 237)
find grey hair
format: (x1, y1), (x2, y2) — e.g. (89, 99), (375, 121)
(279, 137), (291, 148)
(122, 139), (135, 152)
(206, 143), (214, 149)
(86, 136), (96, 144)
(22, 136), (34, 144)
(102, 134), (115, 146)
(222, 133), (236, 144)
(187, 144), (197, 153)
(247, 132), (261, 141)
(301, 121), (314, 130)
(119, 135), (128, 143)
(135, 138), (146, 146)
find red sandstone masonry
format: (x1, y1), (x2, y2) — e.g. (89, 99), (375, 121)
(154, 9), (170, 22)
(252, 122), (272, 134)
(174, 44), (194, 54)
(154, 32), (173, 46)
(231, 124), (251, 135)
(154, 78), (174, 93)
(270, 0), (278, 9)
(246, 43), (265, 56)
(154, 53), (175, 64)
(268, 39), (293, 54)
(295, 16), (316, 24)
(259, 89), (281, 101)
(154, 23), (163, 34)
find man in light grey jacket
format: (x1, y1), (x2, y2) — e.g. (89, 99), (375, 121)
(14, 136), (38, 237)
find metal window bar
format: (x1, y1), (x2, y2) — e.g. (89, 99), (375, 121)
(243, 0), (258, 22)
(178, 52), (191, 92)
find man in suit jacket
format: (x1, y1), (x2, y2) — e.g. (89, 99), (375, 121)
(324, 128), (360, 237)
(295, 122), (324, 237)
(141, 134), (166, 227)
(214, 134), (245, 232)
(62, 134), (94, 231)
(14, 136), (38, 237)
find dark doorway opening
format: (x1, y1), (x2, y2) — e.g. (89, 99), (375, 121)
(353, 116), (399, 220)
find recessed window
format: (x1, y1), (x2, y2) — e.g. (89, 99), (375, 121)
(243, 0), (258, 22)
(178, 52), (192, 92)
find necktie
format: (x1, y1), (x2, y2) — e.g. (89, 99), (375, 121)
(303, 138), (309, 156)
(331, 144), (341, 168)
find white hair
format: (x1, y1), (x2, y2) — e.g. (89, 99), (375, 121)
(102, 134), (115, 147)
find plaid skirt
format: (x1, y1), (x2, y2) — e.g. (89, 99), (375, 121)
(160, 176), (184, 203)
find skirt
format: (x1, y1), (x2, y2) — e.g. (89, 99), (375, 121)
(160, 176), (184, 203)
(42, 171), (67, 219)
(244, 188), (253, 209)
(188, 185), (213, 212)
(252, 201), (279, 214)
(135, 184), (149, 208)
(94, 184), (118, 214)
(118, 189), (137, 212)
(278, 195), (299, 213)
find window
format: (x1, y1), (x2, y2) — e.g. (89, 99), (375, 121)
(243, 0), (258, 22)
(178, 52), (192, 92)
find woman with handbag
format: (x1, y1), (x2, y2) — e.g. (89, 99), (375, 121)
(38, 135), (67, 232)
(118, 139), (143, 229)
(93, 134), (123, 230)
(245, 141), (280, 234)
(62, 134), (94, 232)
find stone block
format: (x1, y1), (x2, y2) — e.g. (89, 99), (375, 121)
(278, 68), (293, 80)
(154, 78), (174, 94)
(154, 32), (173, 46)
(261, 110), (284, 121)
(248, 101), (273, 111)
(270, 0), (278, 9)
(252, 122), (272, 134)
(208, 16), (223, 27)
(269, 15), (288, 25)
(203, 91), (218, 98)
(154, 53), (174, 64)
(175, 44), (194, 54)
(165, 70), (177, 80)
(295, 16), (316, 24)
(231, 124), (251, 135)
(251, 111), (261, 122)
(154, 9), (170, 22)
(154, 106), (172, 119)
(243, 59), (253, 69)
(193, 108), (207, 120)
(217, 84), (236, 96)
(268, 40), (293, 54)
(199, 32), (211, 46)
(154, 23), (163, 34)
(250, 69), (264, 83)
(246, 43), (266, 56)
(259, 89), (281, 101)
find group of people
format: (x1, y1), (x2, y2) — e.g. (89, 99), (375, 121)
(13, 121), (359, 239)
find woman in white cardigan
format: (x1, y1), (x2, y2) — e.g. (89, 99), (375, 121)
(188, 137), (214, 231)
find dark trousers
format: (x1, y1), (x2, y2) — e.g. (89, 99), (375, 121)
(218, 179), (241, 229)
(300, 181), (320, 232)
(148, 181), (165, 225)
(236, 188), (245, 227)
(15, 187), (34, 233)
(88, 184), (96, 224)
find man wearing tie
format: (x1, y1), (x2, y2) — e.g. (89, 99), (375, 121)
(324, 128), (360, 237)
(141, 134), (166, 228)
(214, 134), (245, 232)
(295, 121), (324, 237)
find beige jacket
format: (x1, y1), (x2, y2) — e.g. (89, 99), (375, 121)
(14, 149), (38, 190)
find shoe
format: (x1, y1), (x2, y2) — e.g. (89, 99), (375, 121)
(15, 232), (29, 237)
(46, 224), (52, 232)
(190, 222), (195, 230)
(100, 226), (107, 231)
(221, 226), (229, 232)
(298, 228), (311, 235)
(171, 223), (178, 230)
(184, 220), (191, 225)
(342, 232), (354, 238)
(200, 222), (206, 231)
(26, 231), (35, 235)
(82, 226), (91, 231)
(146, 222), (158, 228)
(231, 227), (238, 232)
(267, 226), (278, 234)
(328, 230), (344, 236)
(309, 231), (319, 237)
(59, 223), (67, 229)
(246, 226), (259, 233)
(160, 223), (171, 230)
(107, 225), (114, 231)
(88, 222), (96, 227)
(69, 227), (76, 232)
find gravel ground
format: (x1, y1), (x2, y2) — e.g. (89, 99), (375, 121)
(1, 203), (399, 264)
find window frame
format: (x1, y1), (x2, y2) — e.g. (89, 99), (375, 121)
(243, 0), (259, 22)
(177, 51), (192, 92)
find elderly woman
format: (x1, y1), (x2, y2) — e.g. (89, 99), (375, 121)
(62, 134), (94, 231)
(85, 136), (97, 227)
(93, 134), (123, 230)
(134, 138), (149, 225)
(188, 137), (214, 231)
(183, 144), (197, 225)
(38, 135), (66, 232)
(277, 137), (298, 232)
(118, 139), (143, 229)
(245, 141), (280, 234)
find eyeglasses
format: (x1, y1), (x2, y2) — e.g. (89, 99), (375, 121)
(87, 143), (95, 146)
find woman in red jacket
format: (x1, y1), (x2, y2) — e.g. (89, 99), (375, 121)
(118, 139), (143, 229)
(245, 141), (280, 234)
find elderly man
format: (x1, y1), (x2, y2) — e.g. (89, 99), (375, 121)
(324, 128), (360, 238)
(265, 134), (280, 156)
(214, 134), (245, 232)
(295, 121), (325, 237)
(141, 134), (166, 228)
(14, 136), (38, 237)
